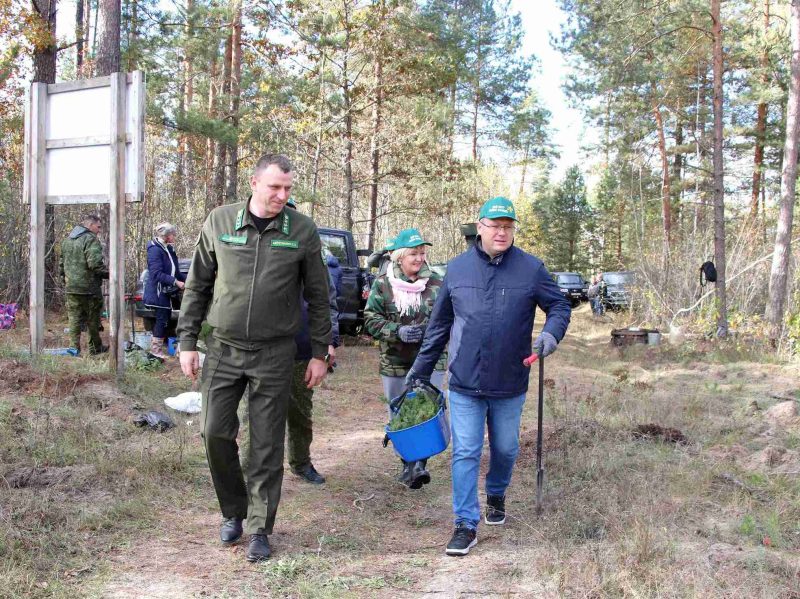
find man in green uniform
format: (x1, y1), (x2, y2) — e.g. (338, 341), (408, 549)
(178, 154), (332, 563)
(59, 214), (109, 355)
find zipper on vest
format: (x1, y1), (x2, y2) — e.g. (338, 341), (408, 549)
(246, 234), (261, 341)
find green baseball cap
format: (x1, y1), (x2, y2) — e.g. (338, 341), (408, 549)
(393, 228), (432, 249)
(478, 196), (518, 221)
(384, 237), (396, 251)
(286, 198), (297, 208)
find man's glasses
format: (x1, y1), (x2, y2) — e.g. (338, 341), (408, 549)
(479, 219), (516, 233)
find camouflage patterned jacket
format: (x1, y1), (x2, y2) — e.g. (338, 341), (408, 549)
(59, 226), (109, 296)
(364, 262), (447, 377)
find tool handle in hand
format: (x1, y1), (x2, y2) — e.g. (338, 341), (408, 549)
(523, 353), (539, 367)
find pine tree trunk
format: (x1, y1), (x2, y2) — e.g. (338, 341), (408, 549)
(205, 51), (218, 212)
(128, 0), (138, 70)
(96, 0), (121, 76)
(225, 2), (242, 203)
(750, 0), (770, 223)
(31, 0), (57, 306)
(32, 0), (57, 83)
(652, 96), (671, 255)
(341, 4), (355, 232)
(471, 6), (484, 162)
(75, 0), (85, 74)
(672, 120), (683, 223)
(765, 0), (800, 342)
(471, 43), (482, 162)
(367, 1), (385, 253)
(518, 142), (529, 198)
(711, 0), (728, 337)
(311, 52), (327, 219)
(212, 27), (233, 207)
(184, 0), (194, 206)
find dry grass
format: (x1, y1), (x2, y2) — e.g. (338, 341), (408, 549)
(1, 306), (800, 598)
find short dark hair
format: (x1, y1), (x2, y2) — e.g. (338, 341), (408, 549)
(254, 154), (293, 176)
(82, 214), (101, 226)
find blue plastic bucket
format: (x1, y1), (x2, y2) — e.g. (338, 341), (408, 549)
(385, 391), (450, 461)
(167, 337), (178, 356)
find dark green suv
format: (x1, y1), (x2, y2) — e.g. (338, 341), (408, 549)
(602, 271), (634, 310)
(552, 272), (589, 304)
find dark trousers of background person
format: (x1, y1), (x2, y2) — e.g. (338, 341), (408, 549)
(200, 334), (295, 535)
(287, 360), (315, 472)
(66, 294), (103, 353)
(153, 306), (171, 339)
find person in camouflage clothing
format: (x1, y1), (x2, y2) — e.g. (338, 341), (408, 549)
(364, 228), (447, 489)
(59, 214), (109, 355)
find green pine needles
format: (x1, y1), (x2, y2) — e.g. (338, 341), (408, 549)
(388, 388), (440, 431)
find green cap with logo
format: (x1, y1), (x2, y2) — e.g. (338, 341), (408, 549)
(393, 228), (432, 249)
(478, 196), (518, 221)
(384, 237), (396, 251)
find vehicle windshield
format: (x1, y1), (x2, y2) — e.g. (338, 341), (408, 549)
(557, 274), (584, 285)
(320, 233), (348, 264)
(604, 273), (633, 285)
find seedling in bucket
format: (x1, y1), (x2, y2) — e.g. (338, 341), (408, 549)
(383, 382), (450, 462)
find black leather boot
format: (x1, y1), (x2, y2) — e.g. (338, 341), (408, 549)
(408, 459), (431, 490)
(219, 517), (243, 544)
(397, 460), (412, 484)
(246, 532), (271, 562)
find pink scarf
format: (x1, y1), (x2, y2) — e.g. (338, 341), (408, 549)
(388, 263), (428, 316)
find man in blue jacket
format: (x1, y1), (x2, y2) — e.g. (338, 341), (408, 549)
(406, 196), (571, 556)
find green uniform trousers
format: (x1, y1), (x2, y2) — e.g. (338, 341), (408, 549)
(65, 294), (103, 353)
(201, 334), (295, 535)
(287, 360), (315, 471)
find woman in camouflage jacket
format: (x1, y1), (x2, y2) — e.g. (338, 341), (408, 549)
(364, 228), (446, 489)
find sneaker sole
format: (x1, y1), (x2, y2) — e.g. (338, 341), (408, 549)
(484, 515), (506, 526)
(446, 537), (477, 556)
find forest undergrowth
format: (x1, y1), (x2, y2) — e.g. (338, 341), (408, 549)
(1, 306), (799, 598)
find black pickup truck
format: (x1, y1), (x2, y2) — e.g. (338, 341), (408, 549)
(318, 227), (372, 335)
(133, 228), (372, 336)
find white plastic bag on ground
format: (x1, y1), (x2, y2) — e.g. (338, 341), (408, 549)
(164, 391), (202, 414)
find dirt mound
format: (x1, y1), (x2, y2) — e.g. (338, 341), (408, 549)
(747, 446), (800, 473)
(3, 465), (96, 489)
(0, 357), (108, 399)
(765, 400), (798, 425)
(519, 419), (606, 459)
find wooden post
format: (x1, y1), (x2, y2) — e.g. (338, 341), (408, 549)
(109, 72), (126, 377)
(28, 83), (47, 356)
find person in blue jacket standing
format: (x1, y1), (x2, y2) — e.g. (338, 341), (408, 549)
(406, 197), (571, 556)
(144, 222), (186, 358)
(325, 253), (343, 298)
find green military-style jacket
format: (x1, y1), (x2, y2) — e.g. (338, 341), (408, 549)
(59, 226), (109, 296)
(364, 262), (447, 377)
(177, 200), (332, 355)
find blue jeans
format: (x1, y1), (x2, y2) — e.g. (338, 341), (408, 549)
(448, 390), (526, 529)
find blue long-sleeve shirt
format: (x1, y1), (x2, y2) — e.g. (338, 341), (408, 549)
(411, 242), (571, 398)
(295, 271), (341, 361)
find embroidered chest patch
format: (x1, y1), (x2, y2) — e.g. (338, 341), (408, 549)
(271, 239), (299, 249)
(219, 234), (248, 245)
